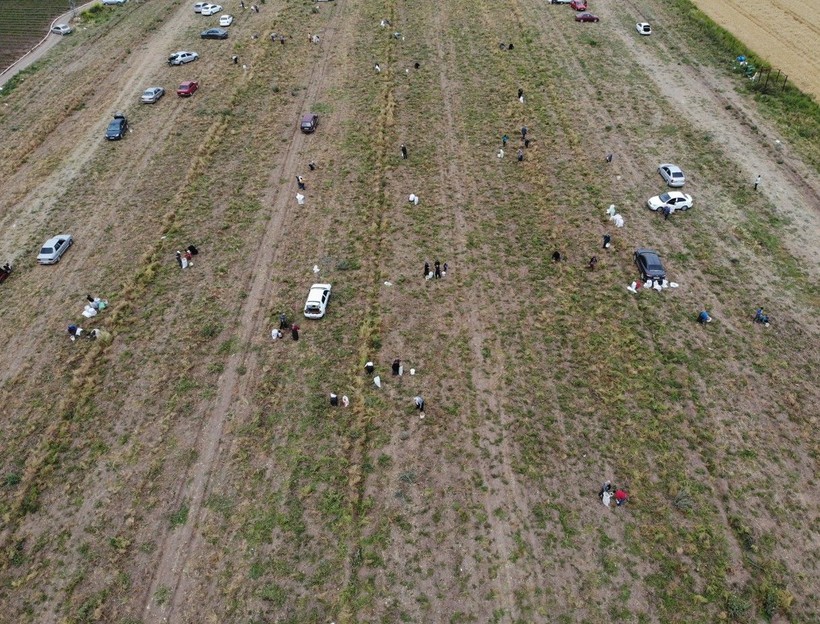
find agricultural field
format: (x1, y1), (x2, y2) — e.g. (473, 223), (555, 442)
(0, 0), (818, 623)
(689, 0), (820, 100)
(0, 0), (73, 71)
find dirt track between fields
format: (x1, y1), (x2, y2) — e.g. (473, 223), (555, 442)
(1, 0), (818, 622)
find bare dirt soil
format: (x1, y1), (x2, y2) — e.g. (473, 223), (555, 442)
(689, 0), (820, 100)
(0, 0), (818, 623)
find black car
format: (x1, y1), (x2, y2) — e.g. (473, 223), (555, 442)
(300, 113), (319, 133)
(105, 113), (128, 140)
(201, 28), (229, 40)
(634, 248), (666, 281)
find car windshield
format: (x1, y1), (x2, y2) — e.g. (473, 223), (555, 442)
(659, 193), (671, 202)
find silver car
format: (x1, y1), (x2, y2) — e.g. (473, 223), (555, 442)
(658, 163), (686, 187)
(141, 86), (165, 103)
(168, 51), (199, 66)
(37, 235), (73, 264)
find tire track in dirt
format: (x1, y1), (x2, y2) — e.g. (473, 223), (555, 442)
(138, 4), (355, 621)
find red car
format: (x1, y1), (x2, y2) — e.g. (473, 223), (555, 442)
(570, 0), (587, 10)
(176, 80), (199, 97)
(575, 12), (599, 22)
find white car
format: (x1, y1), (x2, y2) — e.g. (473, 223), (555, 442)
(168, 51), (199, 66)
(102, 0), (127, 5)
(218, 13), (233, 26)
(304, 283), (332, 319)
(51, 24), (72, 35)
(200, 4), (223, 16)
(193, 1), (207, 12)
(636, 22), (651, 36)
(37, 234), (73, 264)
(658, 163), (686, 187)
(647, 191), (693, 212)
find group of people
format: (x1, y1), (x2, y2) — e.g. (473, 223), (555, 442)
(0, 262), (11, 282)
(175, 245), (198, 269)
(272, 312), (300, 341)
(699, 307), (772, 326)
(599, 481), (629, 507)
(423, 260), (447, 279)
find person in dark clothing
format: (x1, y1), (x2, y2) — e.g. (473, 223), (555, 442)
(279, 313), (288, 330)
(524, 138), (530, 148)
(517, 149), (524, 162)
(297, 175), (306, 190)
(502, 134), (508, 147)
(291, 324), (300, 340)
(588, 256), (598, 270)
(698, 311), (712, 324)
(507, 43), (514, 50)
(662, 204), (672, 221)
(414, 62), (420, 69)
(392, 359), (401, 375)
(521, 126), (527, 139)
(434, 260), (441, 278)
(552, 251), (561, 262)
(518, 88), (523, 99)
(401, 144), (408, 159)
(606, 153), (613, 163)
(443, 262), (448, 275)
(603, 234), (612, 249)
(187, 244), (199, 255)
(414, 396), (425, 411)
(365, 361), (375, 374)
(175, 251), (183, 267)
(424, 261), (430, 278)
(308, 161), (316, 171)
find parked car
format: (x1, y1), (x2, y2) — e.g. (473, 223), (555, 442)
(141, 86), (165, 103)
(304, 283), (332, 319)
(570, 0), (587, 10)
(634, 249), (666, 281)
(218, 14), (233, 26)
(193, 1), (207, 12)
(37, 235), (73, 265)
(201, 27), (228, 39)
(168, 51), (199, 66)
(200, 3), (223, 15)
(105, 112), (128, 140)
(647, 190), (693, 212)
(300, 113), (319, 133)
(636, 22), (651, 35)
(102, 0), (127, 5)
(575, 12), (599, 22)
(51, 24), (72, 35)
(177, 81), (199, 97)
(658, 164), (685, 187)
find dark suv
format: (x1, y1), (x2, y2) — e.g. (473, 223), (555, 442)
(634, 248), (666, 281)
(105, 112), (128, 140)
(300, 113), (319, 133)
